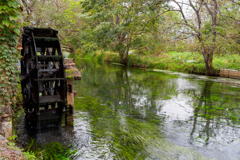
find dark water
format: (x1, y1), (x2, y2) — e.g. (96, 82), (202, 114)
(18, 59), (240, 159)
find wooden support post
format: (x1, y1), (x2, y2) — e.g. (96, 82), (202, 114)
(66, 78), (74, 126)
(64, 58), (80, 126)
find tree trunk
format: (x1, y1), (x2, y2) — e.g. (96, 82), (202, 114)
(121, 57), (128, 64)
(118, 44), (128, 64)
(119, 49), (128, 64)
(202, 49), (215, 76)
(119, 47), (129, 64)
(69, 47), (74, 54)
(118, 34), (131, 65)
(67, 42), (74, 53)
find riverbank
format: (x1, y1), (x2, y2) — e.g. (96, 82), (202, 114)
(71, 50), (240, 75)
(0, 135), (23, 159)
(0, 84), (36, 159)
(0, 134), (36, 159)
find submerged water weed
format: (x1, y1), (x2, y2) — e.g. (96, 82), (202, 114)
(75, 96), (210, 159)
(25, 138), (43, 159)
(42, 142), (77, 160)
(25, 139), (77, 160)
(106, 100), (113, 106)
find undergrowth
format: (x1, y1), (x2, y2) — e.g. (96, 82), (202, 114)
(70, 49), (240, 75)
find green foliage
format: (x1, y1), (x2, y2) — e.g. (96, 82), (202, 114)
(0, 0), (21, 114)
(25, 139), (77, 160)
(80, 0), (169, 62)
(25, 138), (42, 158)
(77, 50), (240, 75)
(22, 151), (37, 160)
(19, 0), (240, 74)
(42, 142), (77, 160)
(65, 70), (74, 78)
(20, 0), (84, 53)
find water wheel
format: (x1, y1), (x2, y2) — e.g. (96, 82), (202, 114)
(20, 27), (67, 125)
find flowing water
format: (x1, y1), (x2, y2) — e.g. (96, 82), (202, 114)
(17, 59), (240, 160)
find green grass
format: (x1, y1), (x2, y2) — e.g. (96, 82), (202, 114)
(70, 50), (240, 75)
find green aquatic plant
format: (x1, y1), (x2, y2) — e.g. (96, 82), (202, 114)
(42, 142), (77, 160)
(25, 139), (77, 160)
(149, 119), (160, 124)
(25, 138), (43, 159)
(75, 96), (210, 159)
(106, 100), (113, 106)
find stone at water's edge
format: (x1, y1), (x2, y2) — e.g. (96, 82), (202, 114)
(0, 135), (8, 145)
(0, 114), (12, 140)
(0, 58), (13, 140)
(0, 134), (24, 159)
(64, 58), (81, 80)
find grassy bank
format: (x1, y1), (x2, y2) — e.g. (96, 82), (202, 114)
(71, 50), (240, 75)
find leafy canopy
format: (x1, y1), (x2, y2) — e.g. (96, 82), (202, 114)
(81, 0), (169, 62)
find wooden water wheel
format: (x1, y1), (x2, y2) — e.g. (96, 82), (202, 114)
(20, 27), (67, 125)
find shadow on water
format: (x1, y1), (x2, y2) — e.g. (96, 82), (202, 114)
(18, 59), (240, 159)
(16, 114), (78, 159)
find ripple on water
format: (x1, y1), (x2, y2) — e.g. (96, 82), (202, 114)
(18, 60), (240, 160)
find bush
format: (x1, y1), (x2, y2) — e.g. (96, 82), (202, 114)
(74, 50), (240, 75)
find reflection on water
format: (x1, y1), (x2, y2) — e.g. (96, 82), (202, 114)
(74, 60), (240, 159)
(18, 59), (240, 159)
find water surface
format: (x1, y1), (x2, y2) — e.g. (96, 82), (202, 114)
(18, 59), (240, 159)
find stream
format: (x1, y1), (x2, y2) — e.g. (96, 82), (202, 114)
(17, 59), (240, 159)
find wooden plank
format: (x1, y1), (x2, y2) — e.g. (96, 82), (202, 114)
(223, 70), (229, 77)
(229, 70), (240, 78)
(39, 69), (60, 72)
(38, 64), (49, 67)
(35, 37), (59, 42)
(39, 88), (51, 92)
(39, 95), (62, 103)
(220, 69), (240, 79)
(35, 78), (65, 81)
(37, 55), (62, 61)
(219, 69), (223, 77)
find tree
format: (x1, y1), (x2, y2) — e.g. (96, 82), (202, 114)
(19, 0), (84, 53)
(81, 0), (168, 64)
(171, 0), (219, 75)
(132, 11), (183, 55)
